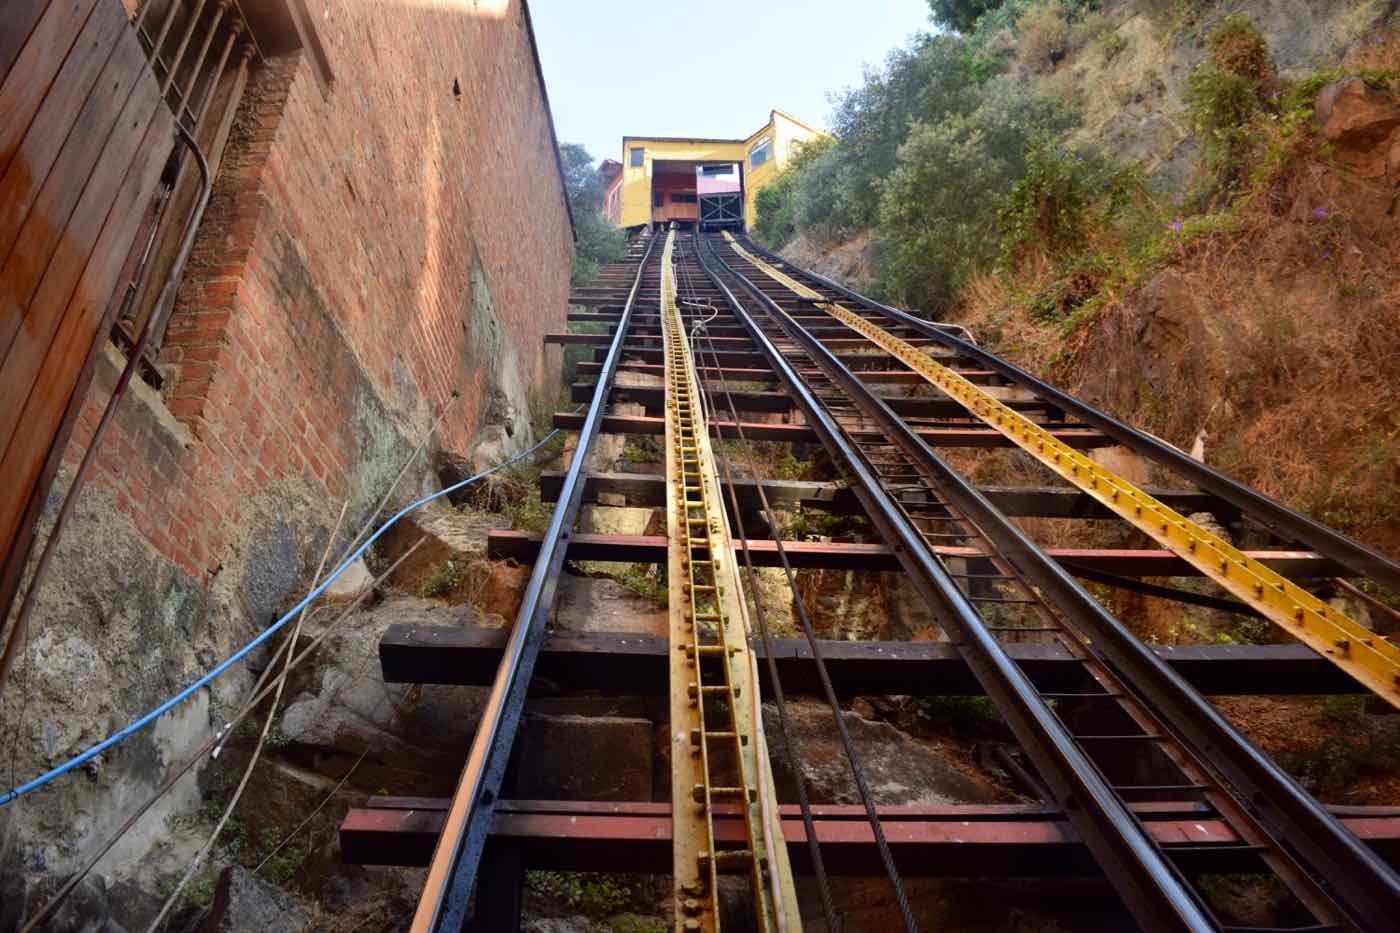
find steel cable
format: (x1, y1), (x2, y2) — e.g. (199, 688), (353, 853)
(689, 234), (921, 932)
(672, 239), (839, 932)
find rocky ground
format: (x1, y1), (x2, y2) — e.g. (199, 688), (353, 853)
(4, 459), (1151, 932)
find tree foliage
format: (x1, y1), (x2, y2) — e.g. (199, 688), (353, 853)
(751, 136), (834, 247)
(998, 142), (1127, 260)
(927, 0), (1005, 33)
(558, 142), (626, 287)
(1184, 16), (1276, 200)
(875, 80), (1077, 311)
(752, 35), (982, 248)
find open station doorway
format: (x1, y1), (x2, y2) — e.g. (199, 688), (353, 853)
(651, 161), (743, 231)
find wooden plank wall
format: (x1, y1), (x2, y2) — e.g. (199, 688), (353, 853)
(0, 0), (174, 615)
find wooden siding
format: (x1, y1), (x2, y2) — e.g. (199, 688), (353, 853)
(0, 0), (173, 615)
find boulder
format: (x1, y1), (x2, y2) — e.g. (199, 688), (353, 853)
(278, 597), (488, 792)
(554, 573), (667, 636)
(762, 699), (1005, 806)
(33, 874), (124, 933)
(319, 556), (374, 604)
(1316, 77), (1400, 145)
(193, 867), (308, 933)
(1314, 77), (1400, 179)
(477, 560), (530, 623)
(515, 713), (654, 800)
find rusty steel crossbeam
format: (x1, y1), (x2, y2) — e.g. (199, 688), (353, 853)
(537, 471), (1235, 523)
(485, 529), (1347, 577)
(342, 799), (1400, 877)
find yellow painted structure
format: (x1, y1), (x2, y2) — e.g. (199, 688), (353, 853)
(613, 109), (823, 230)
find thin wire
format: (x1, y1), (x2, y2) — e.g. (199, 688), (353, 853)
(696, 234), (921, 932)
(253, 745), (369, 875)
(0, 426), (563, 807)
(148, 501), (349, 932)
(19, 538), (426, 932)
(674, 237), (840, 932)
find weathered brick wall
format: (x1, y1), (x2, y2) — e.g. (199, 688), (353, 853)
(67, 0), (572, 585)
(7, 0), (573, 882)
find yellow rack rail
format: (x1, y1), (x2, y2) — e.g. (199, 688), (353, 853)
(663, 231), (801, 931)
(722, 232), (1400, 709)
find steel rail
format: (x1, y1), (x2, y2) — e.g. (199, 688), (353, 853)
(410, 233), (658, 932)
(714, 238), (1400, 929)
(723, 234), (1400, 707)
(656, 229), (797, 932)
(696, 237), (1215, 933)
(676, 236), (913, 933)
(735, 237), (1400, 595)
(711, 239), (1349, 927)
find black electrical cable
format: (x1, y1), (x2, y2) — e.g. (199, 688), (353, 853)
(683, 235), (921, 932)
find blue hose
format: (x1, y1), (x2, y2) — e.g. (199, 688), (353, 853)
(0, 429), (561, 807)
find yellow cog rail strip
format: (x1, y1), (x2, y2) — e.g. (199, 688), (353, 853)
(721, 232), (1400, 708)
(662, 230), (800, 932)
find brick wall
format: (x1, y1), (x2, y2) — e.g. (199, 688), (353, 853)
(60, 0), (573, 588)
(8, 1), (573, 880)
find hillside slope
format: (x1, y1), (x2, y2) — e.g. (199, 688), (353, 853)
(765, 1), (1400, 552)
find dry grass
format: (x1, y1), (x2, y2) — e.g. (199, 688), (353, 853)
(948, 56), (1400, 558)
(1017, 4), (1071, 75)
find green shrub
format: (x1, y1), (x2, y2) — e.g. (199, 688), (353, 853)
(751, 136), (835, 248)
(1205, 14), (1275, 85)
(781, 35), (982, 242)
(1185, 66), (1262, 197)
(525, 871), (637, 919)
(1069, 9), (1111, 49)
(257, 832), (307, 887)
(1183, 16), (1277, 200)
(914, 695), (1002, 731)
(613, 565), (667, 607)
(418, 558), (467, 597)
(928, 0), (1006, 33)
(875, 80), (1078, 311)
(998, 143), (1115, 257)
(1099, 29), (1126, 61)
(559, 143), (625, 287)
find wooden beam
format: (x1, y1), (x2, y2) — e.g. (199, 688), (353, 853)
(579, 381), (1054, 418)
(487, 529), (1343, 577)
(538, 471), (1230, 521)
(555, 411), (1113, 449)
(378, 624), (1363, 696)
(580, 360), (1010, 386)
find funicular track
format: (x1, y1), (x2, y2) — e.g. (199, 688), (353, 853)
(693, 232), (1400, 931)
(347, 226), (1400, 933)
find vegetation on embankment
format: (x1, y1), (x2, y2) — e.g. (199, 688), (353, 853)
(560, 142), (627, 286)
(753, 1), (1400, 552)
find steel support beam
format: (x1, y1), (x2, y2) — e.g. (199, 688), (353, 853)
(345, 799), (1400, 877)
(538, 470), (1232, 520)
(554, 410), (1114, 448)
(377, 624), (1365, 697)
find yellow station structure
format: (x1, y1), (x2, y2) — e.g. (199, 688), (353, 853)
(602, 109), (823, 231)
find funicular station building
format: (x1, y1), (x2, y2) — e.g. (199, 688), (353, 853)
(601, 109), (822, 232)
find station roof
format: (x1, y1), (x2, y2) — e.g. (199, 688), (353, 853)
(621, 110), (826, 151)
